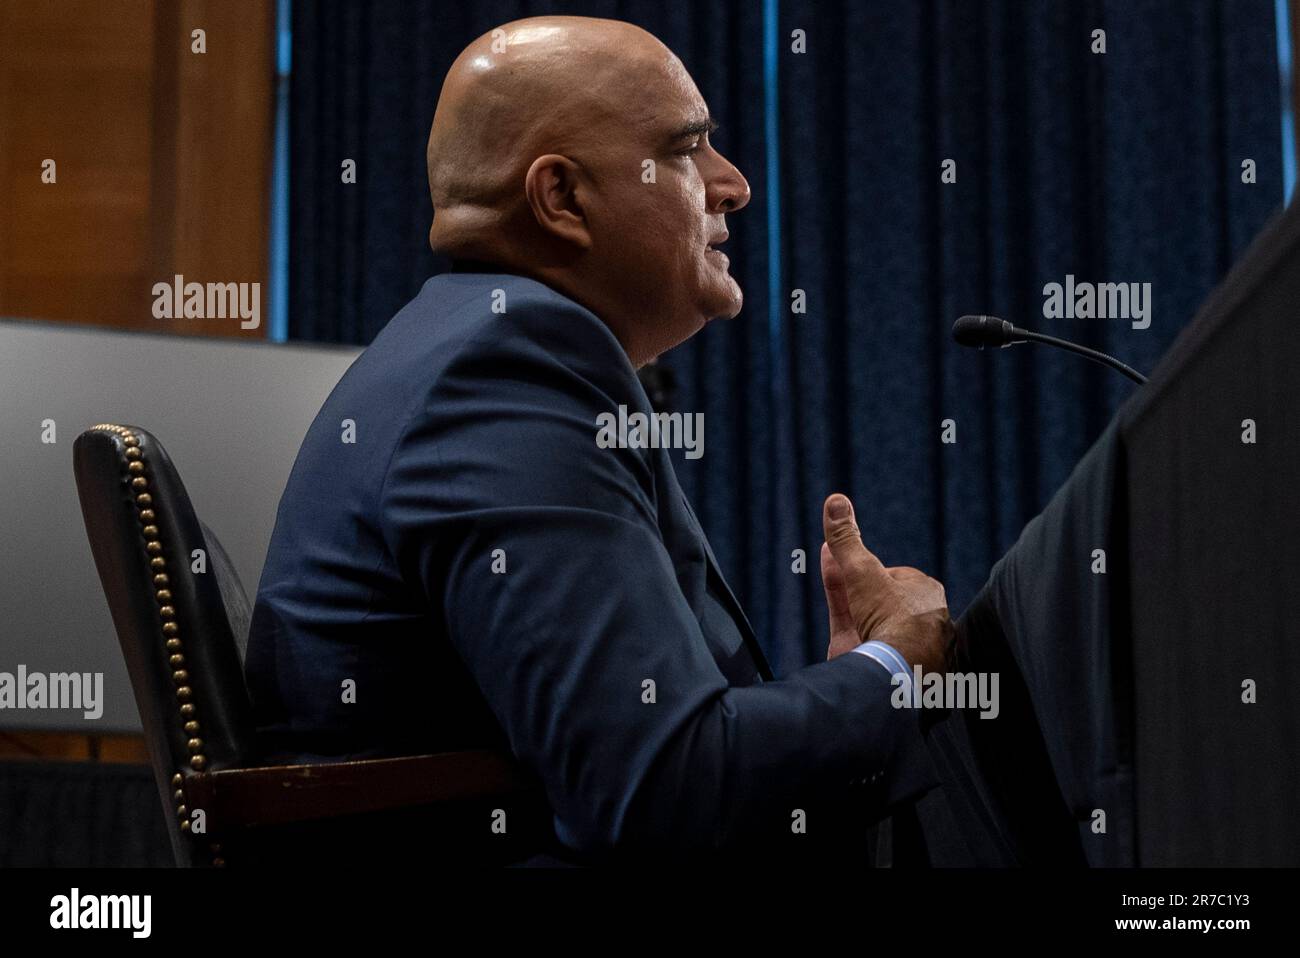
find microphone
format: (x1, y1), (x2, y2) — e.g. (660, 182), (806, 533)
(951, 314), (1147, 385)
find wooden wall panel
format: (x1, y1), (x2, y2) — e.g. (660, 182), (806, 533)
(0, 730), (149, 764)
(151, 0), (274, 338)
(0, 1), (156, 327)
(0, 0), (273, 337)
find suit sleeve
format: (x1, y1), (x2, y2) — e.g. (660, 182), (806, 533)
(379, 318), (930, 861)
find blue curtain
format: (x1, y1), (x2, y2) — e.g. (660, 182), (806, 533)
(289, 0), (1282, 675)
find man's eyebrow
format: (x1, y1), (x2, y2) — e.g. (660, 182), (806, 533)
(668, 116), (719, 141)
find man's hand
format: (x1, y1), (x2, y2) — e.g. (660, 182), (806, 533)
(820, 493), (954, 673)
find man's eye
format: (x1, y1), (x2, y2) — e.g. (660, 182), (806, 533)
(678, 142), (702, 157)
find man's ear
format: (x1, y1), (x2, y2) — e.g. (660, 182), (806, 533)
(524, 154), (593, 250)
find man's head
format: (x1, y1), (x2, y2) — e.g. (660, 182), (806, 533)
(426, 16), (750, 367)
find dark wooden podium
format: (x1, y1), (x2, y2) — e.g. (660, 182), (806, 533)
(916, 199), (1300, 867)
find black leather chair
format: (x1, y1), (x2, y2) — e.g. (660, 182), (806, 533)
(73, 423), (550, 866)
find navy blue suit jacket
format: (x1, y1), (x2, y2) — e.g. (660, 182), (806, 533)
(246, 270), (936, 861)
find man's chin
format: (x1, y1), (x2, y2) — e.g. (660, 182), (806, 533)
(703, 280), (744, 323)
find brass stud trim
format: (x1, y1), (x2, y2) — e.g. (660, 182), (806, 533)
(90, 424), (210, 834)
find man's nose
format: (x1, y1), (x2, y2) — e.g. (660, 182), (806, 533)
(706, 151), (751, 213)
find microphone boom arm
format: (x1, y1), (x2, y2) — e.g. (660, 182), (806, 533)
(1013, 328), (1148, 384)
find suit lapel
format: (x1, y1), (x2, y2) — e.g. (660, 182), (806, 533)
(675, 489), (775, 682)
(638, 386), (776, 683)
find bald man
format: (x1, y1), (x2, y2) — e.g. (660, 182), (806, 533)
(247, 16), (952, 865)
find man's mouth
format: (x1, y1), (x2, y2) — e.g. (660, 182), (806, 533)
(705, 231), (729, 261)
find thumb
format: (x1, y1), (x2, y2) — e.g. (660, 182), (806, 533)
(822, 493), (890, 627)
(820, 542), (854, 632)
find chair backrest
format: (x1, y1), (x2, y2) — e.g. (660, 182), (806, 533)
(73, 424), (256, 866)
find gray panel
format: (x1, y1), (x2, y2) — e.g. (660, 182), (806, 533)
(0, 319), (361, 732)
